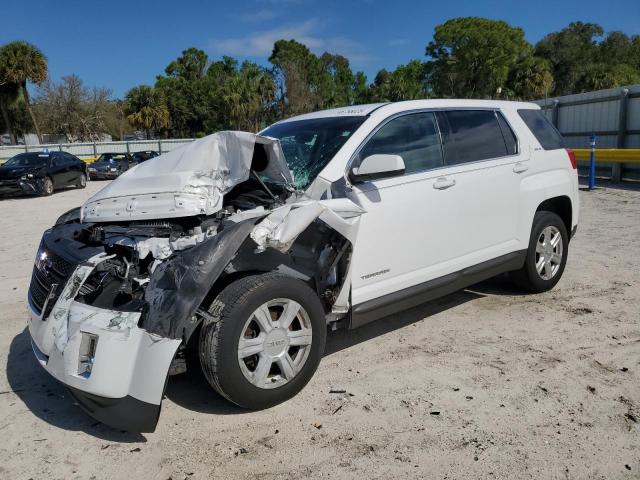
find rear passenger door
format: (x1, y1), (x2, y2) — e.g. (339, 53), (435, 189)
(432, 109), (526, 262)
(48, 153), (67, 187)
(347, 109), (526, 306)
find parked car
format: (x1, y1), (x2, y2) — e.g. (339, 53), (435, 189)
(0, 151), (87, 197)
(131, 150), (159, 163)
(87, 153), (134, 180)
(27, 100), (579, 432)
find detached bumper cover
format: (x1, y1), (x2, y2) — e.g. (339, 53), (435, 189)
(66, 386), (160, 433)
(27, 256), (181, 432)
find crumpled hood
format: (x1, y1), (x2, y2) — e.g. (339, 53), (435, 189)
(82, 131), (293, 223)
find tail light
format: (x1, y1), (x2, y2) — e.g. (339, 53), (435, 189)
(566, 149), (577, 169)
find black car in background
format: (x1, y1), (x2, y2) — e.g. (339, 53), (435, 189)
(87, 153), (135, 180)
(131, 150), (159, 163)
(88, 151), (160, 180)
(0, 151), (87, 197)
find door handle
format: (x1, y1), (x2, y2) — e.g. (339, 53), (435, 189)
(433, 177), (456, 190)
(513, 162), (529, 174)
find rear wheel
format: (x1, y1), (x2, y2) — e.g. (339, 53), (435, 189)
(41, 177), (54, 196)
(76, 173), (87, 189)
(511, 211), (568, 292)
(199, 273), (326, 409)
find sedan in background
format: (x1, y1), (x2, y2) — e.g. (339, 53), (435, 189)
(0, 151), (87, 197)
(131, 150), (159, 163)
(87, 153), (135, 180)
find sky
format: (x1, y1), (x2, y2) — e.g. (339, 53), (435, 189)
(1, 0), (639, 98)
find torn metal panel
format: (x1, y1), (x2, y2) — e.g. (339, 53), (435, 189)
(135, 227), (213, 261)
(81, 131), (293, 223)
(50, 254), (113, 352)
(250, 198), (364, 253)
(141, 219), (258, 339)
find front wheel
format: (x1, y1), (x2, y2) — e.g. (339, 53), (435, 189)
(511, 211), (568, 293)
(40, 177), (54, 196)
(199, 273), (327, 409)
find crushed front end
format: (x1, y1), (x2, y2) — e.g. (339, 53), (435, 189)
(26, 131), (362, 432)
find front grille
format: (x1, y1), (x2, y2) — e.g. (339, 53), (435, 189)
(29, 242), (78, 318)
(0, 179), (19, 187)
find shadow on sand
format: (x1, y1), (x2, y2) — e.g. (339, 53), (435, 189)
(7, 275), (519, 437)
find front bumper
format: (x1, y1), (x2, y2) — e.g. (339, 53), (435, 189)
(0, 178), (41, 195)
(88, 170), (119, 180)
(27, 259), (181, 432)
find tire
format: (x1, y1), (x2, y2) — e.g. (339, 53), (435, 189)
(199, 273), (327, 410)
(41, 177), (54, 196)
(76, 173), (87, 189)
(511, 211), (568, 293)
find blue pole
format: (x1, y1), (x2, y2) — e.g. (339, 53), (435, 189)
(588, 133), (596, 190)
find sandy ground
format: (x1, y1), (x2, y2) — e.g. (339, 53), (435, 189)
(0, 181), (638, 480)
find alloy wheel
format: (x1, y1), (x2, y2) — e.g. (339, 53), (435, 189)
(237, 298), (313, 389)
(535, 225), (563, 280)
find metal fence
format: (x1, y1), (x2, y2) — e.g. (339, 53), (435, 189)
(0, 139), (195, 162)
(534, 84), (640, 181)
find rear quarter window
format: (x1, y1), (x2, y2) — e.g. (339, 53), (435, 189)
(518, 109), (565, 150)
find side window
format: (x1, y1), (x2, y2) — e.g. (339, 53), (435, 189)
(50, 153), (61, 166)
(517, 109), (564, 150)
(358, 112), (443, 174)
(436, 110), (511, 166)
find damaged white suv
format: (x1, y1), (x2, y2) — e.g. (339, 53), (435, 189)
(27, 100), (579, 432)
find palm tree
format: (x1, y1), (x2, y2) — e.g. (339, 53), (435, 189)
(0, 81), (19, 143)
(124, 86), (170, 139)
(0, 41), (48, 143)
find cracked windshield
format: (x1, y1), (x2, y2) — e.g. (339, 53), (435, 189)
(261, 116), (366, 189)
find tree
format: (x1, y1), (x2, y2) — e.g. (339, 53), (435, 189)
(0, 82), (19, 143)
(425, 18), (532, 98)
(505, 56), (553, 100)
(269, 40), (323, 116)
(535, 22), (603, 95)
(124, 86), (170, 139)
(0, 41), (48, 143)
(155, 48), (216, 137)
(220, 61), (276, 131)
(164, 47), (209, 81)
(576, 63), (640, 91)
(370, 60), (428, 101)
(269, 40), (368, 116)
(34, 75), (120, 142)
(598, 31), (636, 66)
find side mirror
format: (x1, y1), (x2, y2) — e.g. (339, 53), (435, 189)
(350, 154), (405, 183)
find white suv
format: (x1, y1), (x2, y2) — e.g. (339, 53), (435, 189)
(27, 100), (579, 432)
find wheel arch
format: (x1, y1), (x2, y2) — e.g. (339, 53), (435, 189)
(535, 195), (572, 239)
(142, 217), (352, 345)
